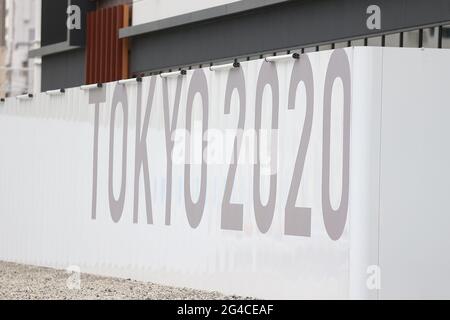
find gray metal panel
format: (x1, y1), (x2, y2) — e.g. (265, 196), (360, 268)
(127, 0), (450, 74)
(41, 49), (85, 92)
(29, 41), (80, 58)
(41, 0), (69, 46)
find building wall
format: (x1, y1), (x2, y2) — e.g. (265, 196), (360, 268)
(0, 0), (5, 47)
(0, 48), (6, 97)
(2, 0), (41, 96)
(126, 0), (450, 75)
(0, 0), (6, 97)
(41, 49), (85, 92)
(41, 0), (68, 47)
(36, 0), (450, 91)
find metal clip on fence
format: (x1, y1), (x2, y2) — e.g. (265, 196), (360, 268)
(210, 62), (241, 72)
(118, 77), (143, 85)
(16, 94), (33, 100)
(80, 83), (103, 91)
(160, 70), (187, 78)
(265, 53), (300, 63)
(46, 88), (65, 96)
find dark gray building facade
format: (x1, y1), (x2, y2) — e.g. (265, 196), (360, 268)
(31, 0), (450, 92)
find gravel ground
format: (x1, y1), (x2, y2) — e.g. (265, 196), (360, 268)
(0, 261), (244, 300)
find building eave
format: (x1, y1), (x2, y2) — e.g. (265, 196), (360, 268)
(28, 41), (80, 58)
(118, 0), (290, 39)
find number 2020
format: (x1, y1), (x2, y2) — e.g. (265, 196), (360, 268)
(218, 50), (351, 241)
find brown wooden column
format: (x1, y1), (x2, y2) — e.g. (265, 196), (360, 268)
(85, 4), (130, 84)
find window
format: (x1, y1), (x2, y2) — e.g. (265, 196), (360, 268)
(422, 27), (439, 48)
(318, 44), (333, 51)
(303, 47), (316, 53)
(334, 41), (350, 48)
(403, 30), (421, 47)
(367, 36), (383, 46)
(351, 39), (365, 46)
(385, 33), (401, 47)
(442, 25), (450, 48)
(28, 29), (35, 42)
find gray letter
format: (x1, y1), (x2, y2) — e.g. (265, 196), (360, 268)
(221, 67), (246, 231)
(322, 49), (351, 241)
(254, 62), (279, 234)
(162, 76), (184, 226)
(133, 77), (156, 224)
(109, 84), (129, 223)
(89, 88), (106, 220)
(285, 55), (314, 237)
(185, 69), (209, 228)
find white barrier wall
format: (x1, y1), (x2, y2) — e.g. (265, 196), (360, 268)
(0, 47), (449, 299)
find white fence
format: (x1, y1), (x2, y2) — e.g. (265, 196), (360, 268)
(1, 47), (450, 299)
